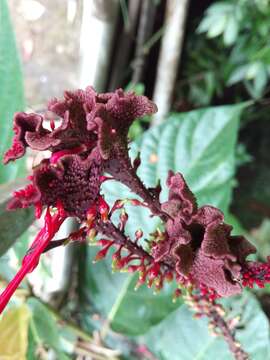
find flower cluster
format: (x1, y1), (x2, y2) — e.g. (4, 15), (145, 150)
(4, 87), (157, 219)
(0, 86), (267, 320)
(242, 258), (270, 288)
(0, 87), (157, 312)
(151, 172), (257, 297)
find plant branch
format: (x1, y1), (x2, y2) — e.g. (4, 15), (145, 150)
(208, 307), (249, 360)
(95, 220), (152, 261)
(106, 153), (168, 221)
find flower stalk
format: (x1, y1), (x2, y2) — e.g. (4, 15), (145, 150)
(0, 205), (66, 313)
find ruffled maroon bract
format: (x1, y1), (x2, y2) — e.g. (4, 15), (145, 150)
(3, 87), (157, 220)
(0, 87), (157, 314)
(152, 172), (256, 297)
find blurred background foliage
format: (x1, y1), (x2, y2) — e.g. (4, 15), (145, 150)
(1, 0), (270, 359)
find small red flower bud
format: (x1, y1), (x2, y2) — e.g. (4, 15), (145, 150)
(135, 229), (143, 240)
(148, 262), (160, 280)
(87, 228), (96, 242)
(97, 239), (114, 247)
(112, 246), (122, 260)
(93, 241), (114, 262)
(155, 276), (164, 291)
(128, 265), (140, 273)
(86, 206), (97, 227)
(98, 196), (110, 222)
(173, 288), (182, 302)
(164, 271), (174, 282)
(133, 154), (141, 171)
(119, 210), (128, 230)
(110, 199), (125, 213)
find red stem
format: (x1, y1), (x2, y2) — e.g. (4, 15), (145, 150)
(0, 209), (66, 314)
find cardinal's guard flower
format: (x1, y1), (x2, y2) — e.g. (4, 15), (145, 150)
(0, 85), (266, 325)
(0, 87), (157, 313)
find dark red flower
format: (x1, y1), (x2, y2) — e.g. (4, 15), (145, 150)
(8, 149), (103, 220)
(3, 87), (157, 164)
(151, 171), (256, 297)
(0, 87), (157, 314)
(4, 87), (157, 219)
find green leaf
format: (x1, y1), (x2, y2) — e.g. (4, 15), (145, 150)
(232, 116), (270, 228)
(80, 249), (181, 336)
(0, 305), (31, 360)
(0, 0), (25, 183)
(27, 298), (61, 351)
(227, 65), (249, 86)
(27, 298), (74, 358)
(223, 17), (239, 46)
(0, 180), (34, 257)
(207, 15), (227, 38)
(139, 293), (270, 360)
(27, 298), (77, 360)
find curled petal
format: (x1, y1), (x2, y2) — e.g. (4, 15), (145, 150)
(3, 112), (49, 164)
(191, 250), (242, 297)
(162, 171), (197, 220)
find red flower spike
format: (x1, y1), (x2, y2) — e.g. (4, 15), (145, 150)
(0, 205), (66, 314)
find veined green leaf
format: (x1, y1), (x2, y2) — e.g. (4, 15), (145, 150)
(139, 293), (270, 360)
(0, 180), (34, 257)
(0, 0), (25, 183)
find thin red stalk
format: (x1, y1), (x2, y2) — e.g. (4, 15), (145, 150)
(0, 209), (66, 314)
